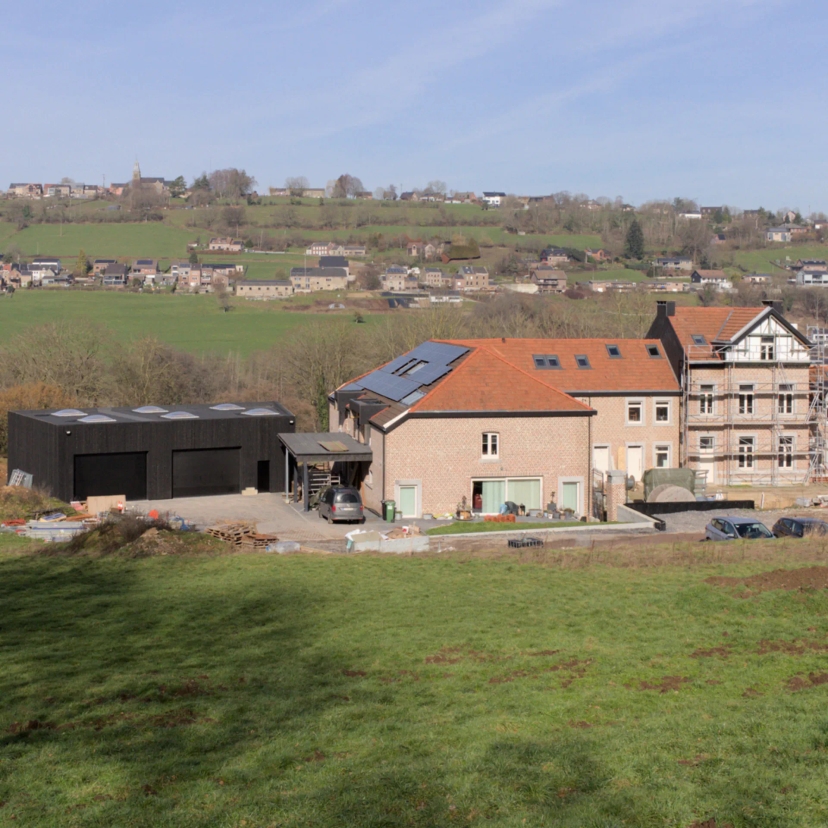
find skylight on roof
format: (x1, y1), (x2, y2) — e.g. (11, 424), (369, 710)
(647, 344), (662, 358)
(606, 344), (622, 358)
(691, 334), (707, 346)
(79, 414), (117, 424)
(133, 405), (168, 414)
(575, 355), (591, 369)
(532, 354), (561, 369)
(161, 411), (199, 420)
(242, 408), (277, 416)
(210, 403), (245, 411)
(53, 408), (86, 418)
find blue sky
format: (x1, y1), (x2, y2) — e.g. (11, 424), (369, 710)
(5, 0), (827, 211)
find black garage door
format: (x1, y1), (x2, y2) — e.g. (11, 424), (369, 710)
(172, 448), (241, 498)
(74, 452), (148, 501)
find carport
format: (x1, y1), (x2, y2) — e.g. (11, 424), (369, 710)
(279, 432), (373, 511)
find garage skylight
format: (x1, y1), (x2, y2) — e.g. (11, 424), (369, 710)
(161, 411), (199, 420)
(133, 405), (168, 414)
(79, 414), (117, 423)
(53, 409), (86, 418)
(242, 408), (277, 416)
(210, 403), (246, 411)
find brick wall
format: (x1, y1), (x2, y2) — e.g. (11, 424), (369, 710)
(382, 414), (591, 516)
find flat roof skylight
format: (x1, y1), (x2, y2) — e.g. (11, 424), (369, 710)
(133, 405), (168, 414)
(79, 414), (117, 423)
(242, 408), (277, 416)
(210, 403), (245, 411)
(161, 411), (199, 420)
(53, 408), (86, 418)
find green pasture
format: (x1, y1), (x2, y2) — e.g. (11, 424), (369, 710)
(0, 291), (349, 356)
(568, 268), (648, 284)
(731, 243), (828, 275)
(2, 539), (828, 826)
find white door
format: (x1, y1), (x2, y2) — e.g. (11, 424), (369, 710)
(561, 482), (580, 514)
(698, 437), (717, 485)
(626, 445), (644, 481)
(593, 445), (611, 473)
(398, 485), (418, 518)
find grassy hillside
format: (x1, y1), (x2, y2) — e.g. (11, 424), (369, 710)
(0, 291), (349, 355)
(1, 539), (827, 826)
(731, 243), (828, 274)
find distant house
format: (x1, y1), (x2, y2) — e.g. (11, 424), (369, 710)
(531, 269), (567, 294)
(32, 257), (61, 272)
(647, 281), (689, 293)
(382, 266), (417, 292)
(302, 188), (326, 199)
(407, 241), (424, 257)
(306, 242), (332, 256)
(795, 268), (828, 286)
(421, 267), (451, 289)
(92, 258), (116, 275)
(585, 248), (611, 263)
(457, 265), (490, 291)
(342, 244), (367, 257)
(482, 191), (506, 207)
(208, 237), (244, 252)
(586, 280), (636, 293)
(235, 279), (293, 299)
(103, 264), (128, 287)
(43, 183), (71, 198)
(678, 211), (703, 220)
(743, 273), (772, 284)
(290, 267), (349, 292)
(711, 233), (727, 245)
(132, 258), (158, 277)
(691, 269), (732, 290)
(654, 256), (693, 272)
(540, 248), (570, 266)
(8, 183), (42, 198)
(767, 227), (792, 243)
(319, 256), (350, 276)
(41, 272), (71, 286)
(700, 206), (722, 216)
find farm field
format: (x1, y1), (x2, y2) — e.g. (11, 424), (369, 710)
(1, 538), (828, 826)
(731, 243), (828, 274)
(568, 268), (648, 283)
(0, 291), (356, 356)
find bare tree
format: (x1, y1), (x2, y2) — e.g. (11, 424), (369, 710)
(285, 176), (309, 197)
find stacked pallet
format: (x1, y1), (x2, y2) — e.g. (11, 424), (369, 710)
(205, 522), (279, 550)
(484, 514), (516, 523)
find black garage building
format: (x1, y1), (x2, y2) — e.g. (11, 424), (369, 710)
(8, 402), (295, 502)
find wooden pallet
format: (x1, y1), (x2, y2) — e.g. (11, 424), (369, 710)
(206, 523), (278, 549)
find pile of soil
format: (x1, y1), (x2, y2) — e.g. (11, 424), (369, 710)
(706, 566), (828, 593)
(0, 486), (74, 522)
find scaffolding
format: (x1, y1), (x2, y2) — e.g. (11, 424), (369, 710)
(682, 344), (811, 486)
(808, 327), (828, 481)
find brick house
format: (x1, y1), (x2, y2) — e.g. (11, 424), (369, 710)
(235, 279), (293, 299)
(290, 267), (349, 292)
(531, 268), (567, 293)
(457, 266), (490, 291)
(647, 301), (813, 486)
(330, 337), (679, 518)
(208, 237), (243, 252)
(131, 258), (158, 277)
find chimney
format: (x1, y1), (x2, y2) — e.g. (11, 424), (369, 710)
(763, 299), (784, 315)
(657, 300), (676, 317)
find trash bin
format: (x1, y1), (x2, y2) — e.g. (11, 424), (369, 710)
(382, 500), (396, 522)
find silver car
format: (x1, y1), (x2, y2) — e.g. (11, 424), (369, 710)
(705, 516), (773, 541)
(318, 487), (365, 524)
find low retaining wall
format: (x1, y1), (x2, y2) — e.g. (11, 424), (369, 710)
(627, 500), (755, 517)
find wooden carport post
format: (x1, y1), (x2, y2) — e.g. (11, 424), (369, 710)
(303, 462), (310, 512)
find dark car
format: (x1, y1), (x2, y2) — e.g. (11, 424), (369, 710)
(705, 516), (774, 541)
(318, 486), (365, 524)
(771, 516), (828, 538)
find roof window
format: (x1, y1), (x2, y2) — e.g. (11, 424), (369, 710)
(606, 344), (622, 358)
(79, 414), (117, 424)
(242, 408), (277, 416)
(52, 408), (86, 418)
(575, 354), (591, 369)
(133, 405), (168, 414)
(647, 344), (662, 358)
(210, 403), (245, 411)
(532, 354), (561, 369)
(161, 411), (199, 420)
(691, 335), (707, 346)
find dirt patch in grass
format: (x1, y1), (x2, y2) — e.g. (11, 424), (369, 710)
(757, 638), (828, 655)
(706, 566), (828, 594)
(742, 688), (763, 698)
(690, 646), (731, 659)
(689, 820), (733, 828)
(488, 657), (592, 687)
(678, 754), (709, 766)
(7, 719), (55, 735)
(787, 672), (828, 692)
(342, 669), (366, 677)
(637, 676), (690, 693)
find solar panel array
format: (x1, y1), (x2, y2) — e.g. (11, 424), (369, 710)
(350, 342), (470, 403)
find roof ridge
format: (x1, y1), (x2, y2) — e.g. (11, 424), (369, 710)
(408, 347), (482, 412)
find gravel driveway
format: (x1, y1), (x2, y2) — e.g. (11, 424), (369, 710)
(655, 507), (828, 535)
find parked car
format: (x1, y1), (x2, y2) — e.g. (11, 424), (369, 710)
(317, 486), (365, 524)
(771, 516), (828, 538)
(705, 516), (774, 541)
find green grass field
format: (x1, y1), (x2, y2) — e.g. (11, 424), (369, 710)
(0, 291), (343, 355)
(731, 243), (828, 275)
(2, 538), (828, 826)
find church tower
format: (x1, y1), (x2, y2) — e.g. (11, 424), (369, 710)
(132, 160), (141, 181)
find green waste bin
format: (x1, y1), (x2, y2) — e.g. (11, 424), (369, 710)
(383, 500), (396, 522)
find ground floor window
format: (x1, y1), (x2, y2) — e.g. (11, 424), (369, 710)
(654, 444), (671, 468)
(778, 435), (794, 468)
(738, 436), (755, 469)
(472, 478), (541, 513)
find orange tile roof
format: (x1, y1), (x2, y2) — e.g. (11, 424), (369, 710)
(444, 338), (679, 393)
(410, 347), (593, 414)
(666, 306), (767, 356)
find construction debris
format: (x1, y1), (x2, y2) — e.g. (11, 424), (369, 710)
(205, 522), (279, 550)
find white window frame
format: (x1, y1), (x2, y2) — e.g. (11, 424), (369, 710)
(760, 336), (775, 361)
(653, 443), (672, 468)
(699, 384), (715, 415)
(738, 385), (755, 415)
(626, 398), (645, 426)
(471, 477), (544, 514)
(778, 384), (795, 415)
(738, 435), (756, 469)
(482, 432), (499, 459)
(699, 435), (715, 453)
(778, 434), (794, 468)
(654, 398), (672, 425)
(557, 476), (584, 517)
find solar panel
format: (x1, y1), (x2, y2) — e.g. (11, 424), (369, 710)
(380, 353), (416, 375)
(407, 363), (451, 385)
(407, 341), (469, 365)
(359, 370), (421, 402)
